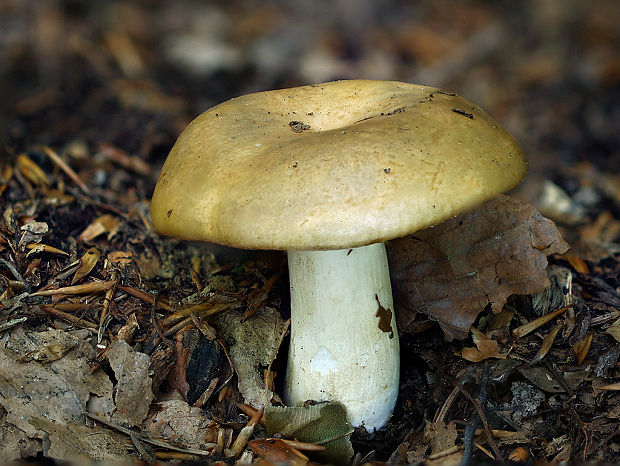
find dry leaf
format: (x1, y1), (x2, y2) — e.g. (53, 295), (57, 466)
(508, 446), (529, 462)
(107, 250), (133, 264)
(0, 328), (112, 441)
(32, 280), (115, 296)
(572, 332), (593, 365)
(461, 327), (506, 362)
(605, 317), (620, 342)
(19, 221), (48, 249)
(513, 305), (571, 338)
(212, 307), (289, 408)
(262, 403), (353, 464)
(529, 323), (562, 366)
(116, 313), (140, 343)
(106, 339), (154, 426)
(17, 154), (49, 186)
(18, 342), (77, 363)
(78, 214), (121, 242)
(0, 421), (41, 461)
(0, 164), (14, 197)
(29, 417), (129, 462)
(424, 419), (458, 455)
(388, 427), (429, 464)
(72, 247), (101, 284)
(388, 195), (569, 340)
(144, 398), (216, 451)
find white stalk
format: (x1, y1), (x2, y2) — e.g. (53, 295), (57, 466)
(284, 243), (400, 431)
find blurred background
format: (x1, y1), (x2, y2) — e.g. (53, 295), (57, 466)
(1, 0), (620, 242)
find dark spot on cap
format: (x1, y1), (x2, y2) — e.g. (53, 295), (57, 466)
(451, 108), (474, 119)
(167, 209), (173, 217)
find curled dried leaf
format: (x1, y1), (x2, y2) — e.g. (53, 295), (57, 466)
(572, 332), (593, 365)
(72, 247), (101, 284)
(605, 317), (620, 342)
(461, 327), (506, 362)
(78, 214), (121, 242)
(529, 323), (562, 366)
(513, 305), (572, 338)
(17, 154), (49, 186)
(388, 195), (569, 340)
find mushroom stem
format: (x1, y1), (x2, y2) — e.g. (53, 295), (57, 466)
(285, 243), (400, 431)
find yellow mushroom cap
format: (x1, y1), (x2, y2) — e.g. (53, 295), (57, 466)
(151, 80), (527, 250)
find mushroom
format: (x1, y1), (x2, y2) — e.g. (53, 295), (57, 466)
(150, 80), (527, 431)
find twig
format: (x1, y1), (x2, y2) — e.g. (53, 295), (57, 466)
(99, 274), (118, 325)
(459, 389), (503, 463)
(434, 385), (461, 424)
(164, 316), (192, 336)
(315, 429), (355, 445)
(85, 412), (214, 456)
(41, 145), (91, 194)
(40, 305), (98, 329)
(118, 285), (171, 311)
(0, 316), (28, 332)
(459, 367), (502, 466)
(32, 280), (116, 296)
(151, 293), (173, 348)
(0, 258), (25, 283)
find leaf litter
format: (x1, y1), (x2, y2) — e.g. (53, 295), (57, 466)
(2, 143), (620, 464)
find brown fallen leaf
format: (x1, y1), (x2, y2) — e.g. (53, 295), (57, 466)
(32, 280), (116, 296)
(17, 153), (49, 186)
(528, 323), (562, 366)
(508, 446), (529, 462)
(513, 305), (572, 338)
(388, 195), (569, 340)
(107, 339), (154, 426)
(78, 214), (121, 242)
(605, 317), (620, 342)
(424, 419), (458, 456)
(72, 247), (101, 284)
(107, 250), (133, 265)
(572, 332), (593, 365)
(461, 327), (506, 362)
(212, 307), (289, 409)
